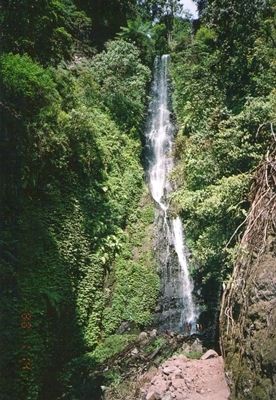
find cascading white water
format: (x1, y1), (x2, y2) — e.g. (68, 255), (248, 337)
(146, 55), (196, 332)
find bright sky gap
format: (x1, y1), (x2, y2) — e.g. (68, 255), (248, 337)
(180, 0), (198, 18)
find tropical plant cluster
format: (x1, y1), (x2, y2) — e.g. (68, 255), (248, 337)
(0, 1), (171, 397)
(1, 0), (275, 398)
(170, 0), (276, 339)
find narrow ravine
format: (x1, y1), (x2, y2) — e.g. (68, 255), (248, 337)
(145, 55), (197, 333)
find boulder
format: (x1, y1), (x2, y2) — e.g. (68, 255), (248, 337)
(131, 347), (139, 355)
(162, 393), (173, 400)
(149, 329), (158, 338)
(138, 331), (149, 343)
(116, 321), (131, 334)
(146, 391), (159, 400)
(200, 349), (219, 360)
(163, 366), (179, 375)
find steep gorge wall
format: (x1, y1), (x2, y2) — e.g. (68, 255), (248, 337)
(220, 151), (276, 399)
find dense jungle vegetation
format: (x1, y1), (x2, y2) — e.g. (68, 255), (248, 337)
(170, 0), (276, 339)
(0, 1), (275, 399)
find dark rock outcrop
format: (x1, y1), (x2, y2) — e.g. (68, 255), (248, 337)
(220, 152), (276, 399)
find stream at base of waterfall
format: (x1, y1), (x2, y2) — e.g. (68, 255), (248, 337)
(145, 55), (197, 333)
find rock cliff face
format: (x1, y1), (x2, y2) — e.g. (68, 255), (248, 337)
(220, 152), (276, 399)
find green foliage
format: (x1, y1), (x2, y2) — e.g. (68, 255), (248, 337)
(117, 17), (155, 64)
(75, 0), (137, 45)
(90, 39), (151, 130)
(171, 173), (251, 282)
(182, 350), (203, 360)
(138, 0), (183, 22)
(0, 53), (59, 115)
(102, 193), (159, 335)
(0, 34), (151, 398)
(144, 337), (166, 354)
(1, 0), (90, 64)
(248, 1), (276, 96)
(170, 0), (275, 336)
(194, 26), (217, 48)
(171, 26), (223, 133)
(91, 334), (137, 364)
(152, 22), (170, 54)
(170, 18), (192, 51)
(205, 0), (274, 108)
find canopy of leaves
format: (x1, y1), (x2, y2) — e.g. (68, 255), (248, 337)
(1, 0), (92, 64)
(90, 39), (150, 130)
(0, 53), (59, 115)
(75, 0), (137, 46)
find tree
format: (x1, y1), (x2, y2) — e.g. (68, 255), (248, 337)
(0, 0), (91, 64)
(75, 0), (137, 46)
(90, 39), (150, 130)
(117, 17), (154, 64)
(195, 0), (208, 16)
(137, 0), (182, 20)
(206, 0), (267, 108)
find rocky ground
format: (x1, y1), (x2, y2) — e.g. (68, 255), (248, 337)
(141, 350), (230, 400)
(103, 332), (230, 400)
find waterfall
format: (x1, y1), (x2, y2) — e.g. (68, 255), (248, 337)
(146, 55), (197, 333)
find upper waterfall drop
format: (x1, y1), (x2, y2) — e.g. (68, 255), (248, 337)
(146, 55), (197, 332)
(148, 54), (173, 212)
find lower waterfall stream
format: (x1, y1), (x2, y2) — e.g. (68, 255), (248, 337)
(146, 55), (197, 333)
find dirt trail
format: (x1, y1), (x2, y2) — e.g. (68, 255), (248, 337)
(141, 350), (230, 400)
